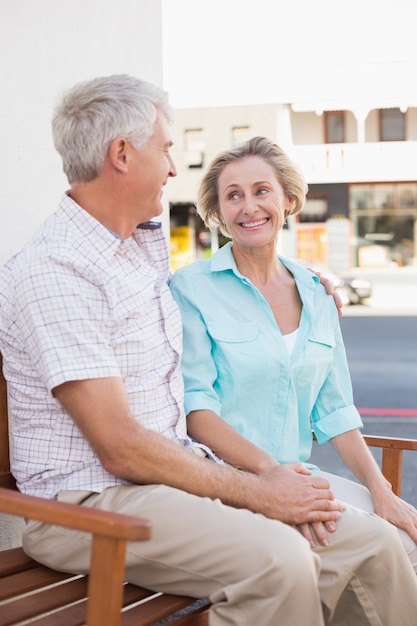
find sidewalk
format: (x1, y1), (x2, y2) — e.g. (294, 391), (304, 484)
(343, 265), (417, 316)
(310, 415), (417, 508)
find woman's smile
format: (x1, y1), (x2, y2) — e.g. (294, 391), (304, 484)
(239, 217), (269, 229)
(239, 217), (270, 228)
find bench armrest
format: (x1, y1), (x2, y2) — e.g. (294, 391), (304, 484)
(0, 487), (152, 540)
(362, 435), (417, 496)
(0, 486), (153, 626)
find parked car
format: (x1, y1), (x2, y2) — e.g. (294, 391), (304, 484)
(292, 259), (373, 305)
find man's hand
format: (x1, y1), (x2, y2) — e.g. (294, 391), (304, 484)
(255, 462), (345, 529)
(311, 269), (343, 317)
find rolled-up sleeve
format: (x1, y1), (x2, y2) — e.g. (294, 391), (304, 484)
(311, 318), (363, 443)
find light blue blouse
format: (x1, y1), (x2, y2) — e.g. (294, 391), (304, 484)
(170, 242), (363, 467)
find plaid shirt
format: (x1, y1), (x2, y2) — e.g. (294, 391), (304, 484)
(0, 195), (194, 497)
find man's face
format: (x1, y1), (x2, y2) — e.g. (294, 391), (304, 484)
(127, 110), (177, 222)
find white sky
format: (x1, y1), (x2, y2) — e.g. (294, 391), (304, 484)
(161, 0), (417, 108)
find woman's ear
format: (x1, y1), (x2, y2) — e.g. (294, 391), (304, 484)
(286, 197), (297, 217)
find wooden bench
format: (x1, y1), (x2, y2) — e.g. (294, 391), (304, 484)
(1, 354), (416, 626)
(361, 434), (417, 497)
(311, 431), (417, 498)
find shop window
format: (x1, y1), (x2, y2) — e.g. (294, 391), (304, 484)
(184, 129), (205, 168)
(398, 184), (417, 208)
(349, 181), (417, 267)
(299, 197), (328, 223)
(350, 185), (371, 210)
(324, 111), (345, 143)
(379, 108), (405, 141)
(374, 184), (394, 210)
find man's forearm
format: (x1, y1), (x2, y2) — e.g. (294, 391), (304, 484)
(53, 377), (344, 526)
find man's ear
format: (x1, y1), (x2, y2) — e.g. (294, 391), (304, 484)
(108, 137), (129, 173)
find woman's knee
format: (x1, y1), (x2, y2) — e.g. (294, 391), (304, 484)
(397, 527), (417, 573)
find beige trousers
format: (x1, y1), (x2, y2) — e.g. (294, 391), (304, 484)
(23, 484), (417, 626)
(314, 469), (417, 572)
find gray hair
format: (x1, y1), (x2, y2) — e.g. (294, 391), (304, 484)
(197, 136), (308, 237)
(52, 74), (174, 184)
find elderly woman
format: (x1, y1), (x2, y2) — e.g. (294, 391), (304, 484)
(170, 136), (417, 568)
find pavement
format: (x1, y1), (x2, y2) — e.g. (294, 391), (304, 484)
(342, 264), (417, 316)
(311, 263), (417, 505)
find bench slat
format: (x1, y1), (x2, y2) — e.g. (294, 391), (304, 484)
(0, 547), (38, 577)
(121, 595), (210, 626)
(0, 577), (87, 626)
(0, 565), (74, 602)
(0, 581), (163, 626)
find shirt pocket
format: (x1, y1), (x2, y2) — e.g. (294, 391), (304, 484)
(207, 322), (263, 387)
(207, 322), (258, 343)
(305, 328), (335, 376)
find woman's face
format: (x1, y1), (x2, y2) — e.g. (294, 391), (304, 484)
(217, 155), (292, 250)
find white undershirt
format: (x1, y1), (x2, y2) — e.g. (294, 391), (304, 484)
(282, 328), (298, 355)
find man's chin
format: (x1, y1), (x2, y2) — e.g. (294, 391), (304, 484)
(140, 204), (163, 223)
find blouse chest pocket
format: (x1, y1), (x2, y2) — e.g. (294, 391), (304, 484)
(208, 322), (258, 343)
(305, 328), (335, 368)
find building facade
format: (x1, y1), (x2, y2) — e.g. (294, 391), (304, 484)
(168, 100), (417, 272)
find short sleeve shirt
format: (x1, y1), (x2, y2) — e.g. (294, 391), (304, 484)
(0, 195), (192, 497)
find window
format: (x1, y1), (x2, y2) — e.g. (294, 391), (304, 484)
(374, 184), (394, 210)
(184, 129), (205, 168)
(398, 184), (417, 208)
(350, 184), (394, 210)
(350, 185), (371, 210)
(349, 182), (417, 267)
(299, 197), (328, 223)
(324, 111), (345, 143)
(380, 108), (405, 141)
(231, 126), (250, 147)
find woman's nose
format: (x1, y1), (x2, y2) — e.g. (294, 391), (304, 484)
(242, 195), (258, 215)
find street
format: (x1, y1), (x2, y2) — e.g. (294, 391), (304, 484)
(341, 316), (417, 410)
(310, 265), (417, 506)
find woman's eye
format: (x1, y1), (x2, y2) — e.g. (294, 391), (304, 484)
(258, 188), (268, 195)
(229, 192), (239, 200)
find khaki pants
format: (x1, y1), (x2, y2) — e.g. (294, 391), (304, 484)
(24, 484), (417, 626)
(314, 469), (417, 572)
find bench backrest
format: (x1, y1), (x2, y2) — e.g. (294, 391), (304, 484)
(0, 354), (16, 490)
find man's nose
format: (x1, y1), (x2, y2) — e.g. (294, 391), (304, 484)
(168, 154), (177, 178)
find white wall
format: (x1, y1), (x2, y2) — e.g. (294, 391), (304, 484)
(0, 0), (164, 549)
(0, 0), (166, 267)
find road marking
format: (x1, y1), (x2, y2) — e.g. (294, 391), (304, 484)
(358, 408), (417, 417)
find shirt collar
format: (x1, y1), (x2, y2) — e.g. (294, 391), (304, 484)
(210, 241), (319, 289)
(210, 242), (237, 272)
(57, 194), (164, 259)
(58, 194), (126, 256)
